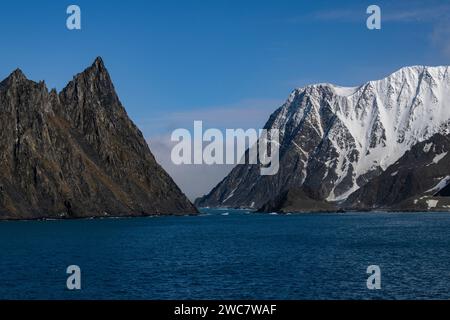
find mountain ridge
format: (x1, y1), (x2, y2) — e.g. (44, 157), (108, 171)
(0, 57), (197, 219)
(196, 65), (450, 211)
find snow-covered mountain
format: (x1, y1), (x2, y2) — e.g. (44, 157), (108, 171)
(196, 65), (450, 210)
(345, 133), (450, 211)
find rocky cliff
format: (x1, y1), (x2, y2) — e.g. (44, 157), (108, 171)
(0, 57), (197, 219)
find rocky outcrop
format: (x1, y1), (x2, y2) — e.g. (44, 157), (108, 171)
(257, 188), (337, 213)
(0, 57), (197, 219)
(345, 133), (450, 211)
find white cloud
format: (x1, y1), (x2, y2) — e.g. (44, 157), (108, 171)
(149, 134), (236, 201)
(143, 98), (283, 200)
(136, 98), (282, 137)
(431, 22), (450, 58)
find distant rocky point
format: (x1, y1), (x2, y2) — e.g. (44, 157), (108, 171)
(0, 57), (197, 219)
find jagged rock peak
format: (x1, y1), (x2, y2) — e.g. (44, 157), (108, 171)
(0, 58), (198, 219)
(70, 57), (114, 92)
(9, 68), (27, 80)
(84, 56), (108, 75)
(69, 56), (111, 82)
(93, 56), (105, 67)
(0, 68), (29, 88)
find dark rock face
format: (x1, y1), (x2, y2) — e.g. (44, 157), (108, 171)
(0, 57), (197, 219)
(345, 133), (450, 211)
(257, 188), (337, 213)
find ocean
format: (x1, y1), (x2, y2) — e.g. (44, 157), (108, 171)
(1, 208), (450, 300)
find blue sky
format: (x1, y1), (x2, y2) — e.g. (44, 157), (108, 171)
(1, 0), (449, 198)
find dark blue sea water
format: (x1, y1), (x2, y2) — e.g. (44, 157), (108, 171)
(1, 209), (450, 300)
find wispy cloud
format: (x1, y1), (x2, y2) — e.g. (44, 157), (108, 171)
(139, 98), (284, 199)
(149, 134), (235, 201)
(295, 2), (450, 58)
(383, 4), (450, 22)
(310, 8), (363, 23)
(431, 21), (450, 58)
(306, 3), (450, 23)
(136, 98), (283, 137)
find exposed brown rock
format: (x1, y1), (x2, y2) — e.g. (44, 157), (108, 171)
(0, 57), (197, 219)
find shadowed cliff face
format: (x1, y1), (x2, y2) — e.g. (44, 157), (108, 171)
(344, 133), (450, 211)
(0, 57), (197, 219)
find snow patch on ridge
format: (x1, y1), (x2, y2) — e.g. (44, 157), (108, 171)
(427, 199), (439, 209)
(426, 176), (450, 194)
(423, 143), (433, 153)
(331, 84), (360, 97)
(433, 152), (448, 164)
